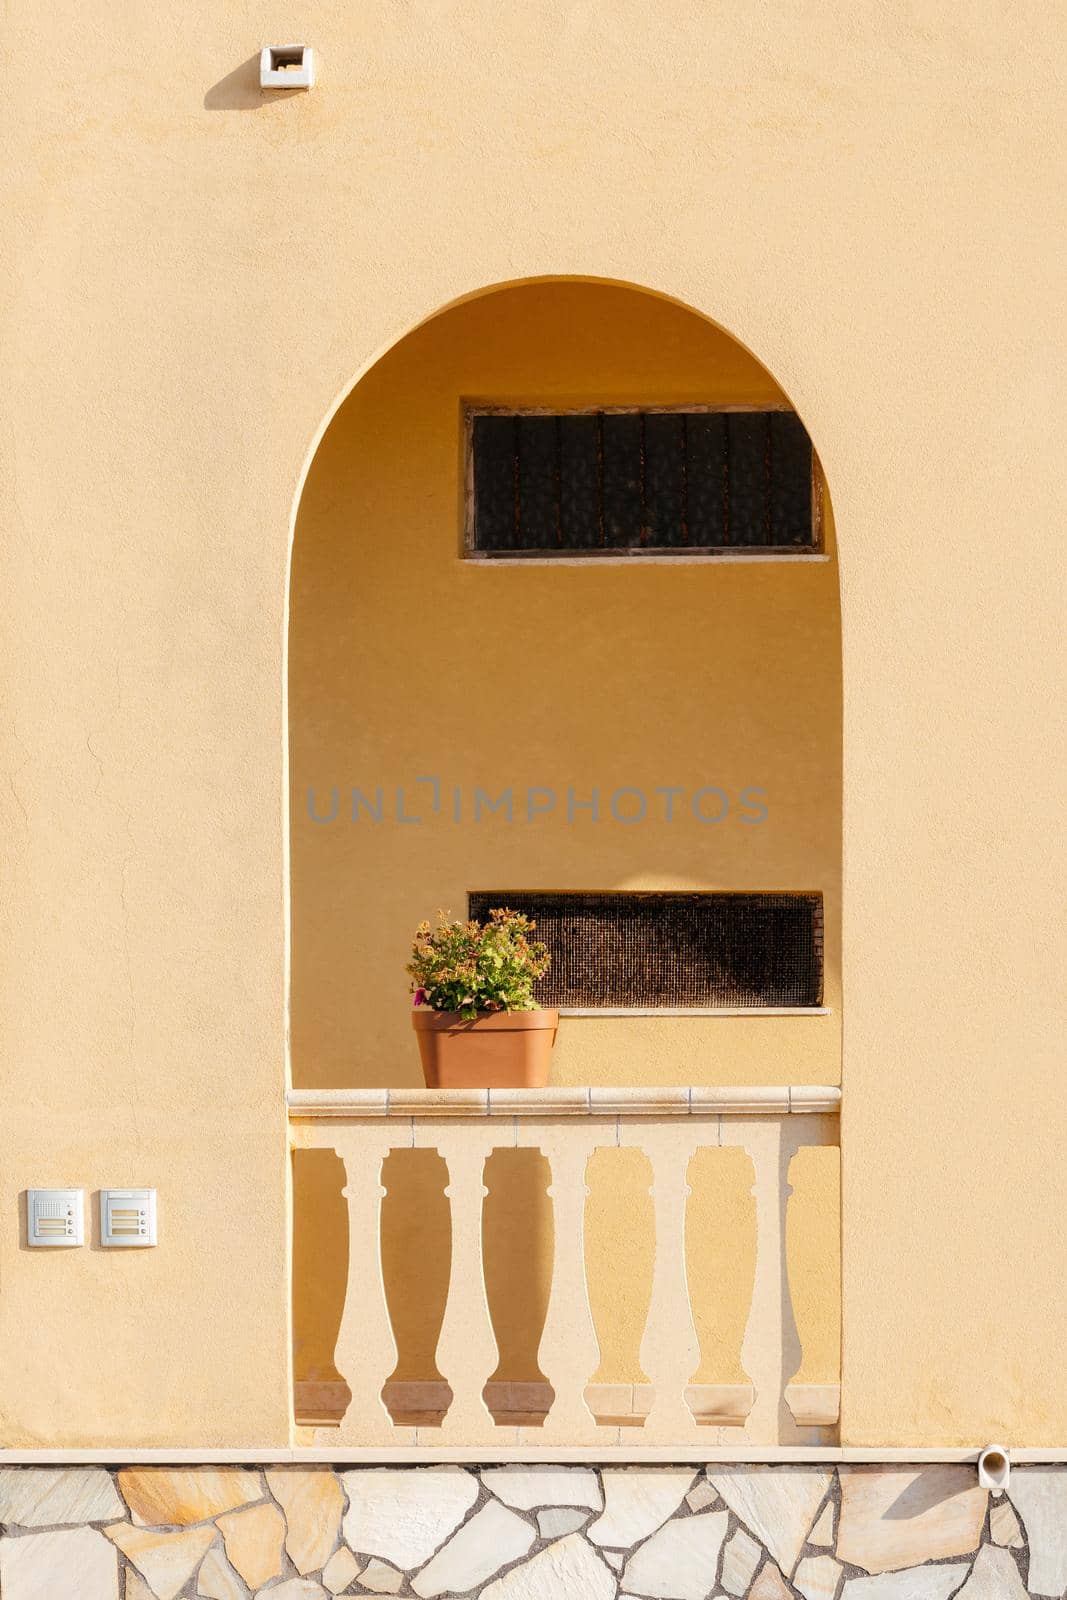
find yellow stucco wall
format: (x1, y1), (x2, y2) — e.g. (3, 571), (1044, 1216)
(1, 1), (1063, 1447)
(287, 280), (842, 1400)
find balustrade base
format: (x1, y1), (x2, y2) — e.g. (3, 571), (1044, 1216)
(295, 1378), (815, 1431)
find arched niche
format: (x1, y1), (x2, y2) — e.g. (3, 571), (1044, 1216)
(287, 278), (841, 1421)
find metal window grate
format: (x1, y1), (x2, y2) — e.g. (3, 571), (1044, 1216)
(467, 891), (823, 1009)
(467, 408), (818, 557)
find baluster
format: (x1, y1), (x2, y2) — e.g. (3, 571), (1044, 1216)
(520, 1124), (612, 1445)
(783, 1113), (841, 1437)
(621, 1123), (703, 1442)
(423, 1127), (500, 1444)
(734, 1117), (804, 1444)
(332, 1133), (406, 1445)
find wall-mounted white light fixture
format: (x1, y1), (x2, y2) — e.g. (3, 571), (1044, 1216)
(260, 45), (314, 90)
(100, 1188), (157, 1247)
(27, 1189), (84, 1246)
(977, 1444), (1010, 1493)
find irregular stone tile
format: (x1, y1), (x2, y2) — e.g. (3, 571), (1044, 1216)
(1010, 1469), (1067, 1596)
(322, 1546), (363, 1594)
(412, 1498), (535, 1597)
(357, 1558), (404, 1594)
(481, 1533), (615, 1599)
(604, 1549), (625, 1571)
(809, 1503), (836, 1547)
(842, 1566), (970, 1600)
(482, 1467), (602, 1511)
(119, 1468), (264, 1527)
(955, 1544), (1028, 1600)
(721, 1528), (762, 1595)
(341, 1468), (477, 1568)
(708, 1467), (833, 1575)
(197, 1545), (246, 1599)
(989, 1498), (1024, 1549)
(795, 1554), (843, 1600)
(837, 1467), (986, 1576)
(537, 1507), (590, 1539)
(0, 1467), (124, 1527)
(0, 1525), (118, 1600)
(125, 1577), (156, 1600)
(267, 1468), (345, 1575)
(258, 1582), (328, 1600)
(620, 1509), (729, 1600)
(750, 1561), (794, 1600)
(685, 1479), (719, 1513)
(217, 1500), (286, 1588)
(105, 1520), (215, 1600)
(587, 1468), (696, 1546)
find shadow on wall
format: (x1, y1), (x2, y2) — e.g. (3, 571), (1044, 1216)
(204, 56), (264, 111)
(291, 1141), (840, 1427)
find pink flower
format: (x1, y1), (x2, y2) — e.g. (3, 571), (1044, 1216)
(413, 987), (429, 1008)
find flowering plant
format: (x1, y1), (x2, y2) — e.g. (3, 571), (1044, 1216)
(407, 908), (551, 1020)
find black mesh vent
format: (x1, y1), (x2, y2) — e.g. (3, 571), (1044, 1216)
(468, 409), (816, 556)
(467, 891), (823, 1009)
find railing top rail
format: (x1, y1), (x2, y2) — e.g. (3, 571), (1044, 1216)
(286, 1085), (841, 1120)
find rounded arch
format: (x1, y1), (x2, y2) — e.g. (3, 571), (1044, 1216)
(281, 279), (840, 1078)
(286, 278), (842, 1425)
(285, 274), (842, 1087)
(284, 274), (829, 577)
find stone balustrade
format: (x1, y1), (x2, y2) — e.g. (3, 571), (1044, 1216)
(287, 1086), (841, 1452)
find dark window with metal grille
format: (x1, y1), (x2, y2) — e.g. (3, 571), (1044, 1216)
(467, 891), (823, 1009)
(466, 408), (819, 557)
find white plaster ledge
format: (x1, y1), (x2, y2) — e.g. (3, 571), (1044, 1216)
(286, 1085), (842, 1120)
(2, 1446), (1066, 1464)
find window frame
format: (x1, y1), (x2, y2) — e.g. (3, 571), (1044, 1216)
(462, 403), (826, 562)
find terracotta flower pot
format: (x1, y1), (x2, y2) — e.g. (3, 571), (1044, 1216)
(412, 1008), (559, 1089)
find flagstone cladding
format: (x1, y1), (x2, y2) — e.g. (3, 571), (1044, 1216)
(0, 1463), (1060, 1598)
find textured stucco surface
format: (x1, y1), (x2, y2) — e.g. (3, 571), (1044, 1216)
(0, 1), (1064, 1446)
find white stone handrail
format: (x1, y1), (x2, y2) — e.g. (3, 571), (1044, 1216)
(287, 1085), (841, 1118)
(288, 1086), (840, 1452)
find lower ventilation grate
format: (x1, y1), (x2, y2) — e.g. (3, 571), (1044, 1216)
(467, 891), (823, 1009)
